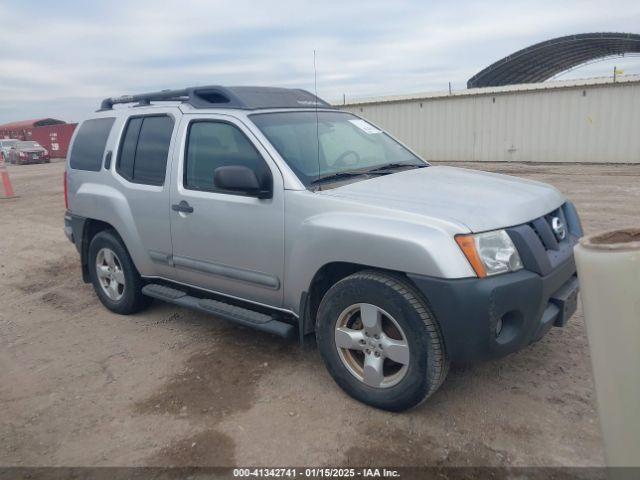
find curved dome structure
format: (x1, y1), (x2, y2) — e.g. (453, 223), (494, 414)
(467, 32), (640, 88)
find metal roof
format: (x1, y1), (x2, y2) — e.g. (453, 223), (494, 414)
(99, 85), (331, 111)
(467, 32), (640, 88)
(338, 74), (640, 107)
(0, 118), (66, 130)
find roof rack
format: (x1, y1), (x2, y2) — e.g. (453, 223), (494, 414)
(98, 85), (332, 111)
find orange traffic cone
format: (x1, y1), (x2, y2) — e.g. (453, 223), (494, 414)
(0, 153), (17, 199)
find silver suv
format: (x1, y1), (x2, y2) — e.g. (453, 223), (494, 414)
(64, 86), (582, 411)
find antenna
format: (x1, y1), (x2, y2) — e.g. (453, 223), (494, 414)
(314, 49), (320, 184)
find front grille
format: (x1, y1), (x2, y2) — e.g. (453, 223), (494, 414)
(527, 206), (569, 251)
(507, 202), (582, 276)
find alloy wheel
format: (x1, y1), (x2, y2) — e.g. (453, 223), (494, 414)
(334, 303), (410, 388)
(95, 248), (125, 301)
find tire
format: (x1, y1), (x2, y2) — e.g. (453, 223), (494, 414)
(88, 230), (151, 314)
(316, 270), (449, 411)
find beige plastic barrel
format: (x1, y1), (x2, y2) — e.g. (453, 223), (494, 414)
(574, 229), (640, 467)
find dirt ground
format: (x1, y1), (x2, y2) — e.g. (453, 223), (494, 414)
(1, 159), (638, 467)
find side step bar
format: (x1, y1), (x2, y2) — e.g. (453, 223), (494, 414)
(141, 284), (295, 339)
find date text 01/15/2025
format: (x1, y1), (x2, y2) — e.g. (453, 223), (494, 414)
(232, 468), (400, 478)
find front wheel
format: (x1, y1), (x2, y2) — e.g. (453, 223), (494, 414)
(88, 230), (151, 314)
(316, 270), (449, 411)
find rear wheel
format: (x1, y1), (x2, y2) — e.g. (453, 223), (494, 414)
(88, 230), (151, 314)
(316, 270), (449, 411)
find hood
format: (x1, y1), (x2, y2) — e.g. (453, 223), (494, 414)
(319, 166), (565, 232)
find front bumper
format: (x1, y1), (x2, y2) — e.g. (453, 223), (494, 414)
(409, 252), (579, 364)
(409, 201), (582, 364)
(17, 153), (46, 164)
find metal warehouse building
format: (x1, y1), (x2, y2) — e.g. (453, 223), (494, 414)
(340, 75), (640, 164)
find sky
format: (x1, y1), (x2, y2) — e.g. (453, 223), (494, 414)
(1, 0), (639, 124)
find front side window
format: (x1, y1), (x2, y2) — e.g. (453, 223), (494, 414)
(117, 115), (174, 186)
(184, 121), (270, 193)
(69, 118), (115, 171)
(250, 111), (425, 187)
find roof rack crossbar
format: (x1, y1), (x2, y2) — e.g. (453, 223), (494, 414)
(97, 85), (332, 111)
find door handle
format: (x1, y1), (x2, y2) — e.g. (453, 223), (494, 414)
(103, 150), (112, 169)
(172, 200), (194, 214)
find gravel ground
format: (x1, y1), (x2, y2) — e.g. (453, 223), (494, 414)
(1, 159), (638, 467)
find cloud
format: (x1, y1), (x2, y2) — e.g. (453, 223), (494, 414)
(1, 0), (639, 122)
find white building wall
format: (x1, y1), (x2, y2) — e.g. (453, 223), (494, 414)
(341, 78), (640, 163)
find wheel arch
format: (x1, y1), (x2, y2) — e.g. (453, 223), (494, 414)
(79, 219), (132, 282)
(299, 262), (424, 338)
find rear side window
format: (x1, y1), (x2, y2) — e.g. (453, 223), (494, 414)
(117, 115), (174, 186)
(69, 118), (115, 171)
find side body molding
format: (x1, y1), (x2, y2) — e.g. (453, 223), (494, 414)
(149, 253), (281, 290)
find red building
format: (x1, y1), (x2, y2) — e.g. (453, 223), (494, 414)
(0, 118), (77, 158)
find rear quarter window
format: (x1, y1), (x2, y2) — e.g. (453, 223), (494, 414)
(69, 118), (115, 171)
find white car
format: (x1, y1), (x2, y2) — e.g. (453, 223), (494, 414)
(0, 139), (18, 161)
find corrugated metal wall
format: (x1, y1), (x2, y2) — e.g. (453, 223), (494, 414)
(341, 80), (640, 163)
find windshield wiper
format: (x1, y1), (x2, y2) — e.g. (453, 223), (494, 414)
(364, 162), (427, 174)
(310, 162), (427, 187)
(309, 171), (367, 186)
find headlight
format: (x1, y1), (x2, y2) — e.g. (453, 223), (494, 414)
(455, 229), (523, 278)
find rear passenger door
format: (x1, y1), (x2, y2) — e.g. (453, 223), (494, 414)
(112, 113), (177, 278)
(168, 115), (285, 308)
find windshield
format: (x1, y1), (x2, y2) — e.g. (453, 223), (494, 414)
(1, 140), (17, 147)
(250, 111), (425, 187)
(17, 141), (40, 149)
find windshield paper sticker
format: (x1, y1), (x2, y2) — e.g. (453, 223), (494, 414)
(349, 119), (381, 134)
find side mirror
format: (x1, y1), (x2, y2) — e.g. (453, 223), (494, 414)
(213, 165), (272, 199)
